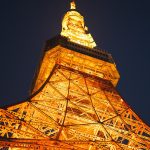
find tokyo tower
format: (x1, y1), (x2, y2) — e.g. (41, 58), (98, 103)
(0, 1), (149, 149)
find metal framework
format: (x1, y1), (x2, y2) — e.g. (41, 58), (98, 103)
(0, 1), (150, 149)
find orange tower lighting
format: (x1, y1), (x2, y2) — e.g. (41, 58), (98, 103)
(0, 1), (149, 149)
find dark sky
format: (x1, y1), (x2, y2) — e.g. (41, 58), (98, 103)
(0, 0), (150, 125)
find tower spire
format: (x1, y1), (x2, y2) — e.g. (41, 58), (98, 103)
(70, 0), (76, 10)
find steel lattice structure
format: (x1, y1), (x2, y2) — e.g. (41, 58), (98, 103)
(0, 1), (150, 150)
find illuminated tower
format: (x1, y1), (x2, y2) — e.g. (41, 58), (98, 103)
(0, 1), (150, 149)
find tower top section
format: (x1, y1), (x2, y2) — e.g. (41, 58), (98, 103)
(70, 1), (76, 10)
(61, 1), (96, 48)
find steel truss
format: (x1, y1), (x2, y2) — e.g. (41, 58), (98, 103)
(0, 65), (149, 149)
(1, 1), (149, 149)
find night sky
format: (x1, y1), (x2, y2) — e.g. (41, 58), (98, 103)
(0, 0), (150, 125)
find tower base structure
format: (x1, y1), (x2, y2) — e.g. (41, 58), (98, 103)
(0, 36), (149, 150)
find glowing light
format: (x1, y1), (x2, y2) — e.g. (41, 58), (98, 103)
(61, 1), (96, 48)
